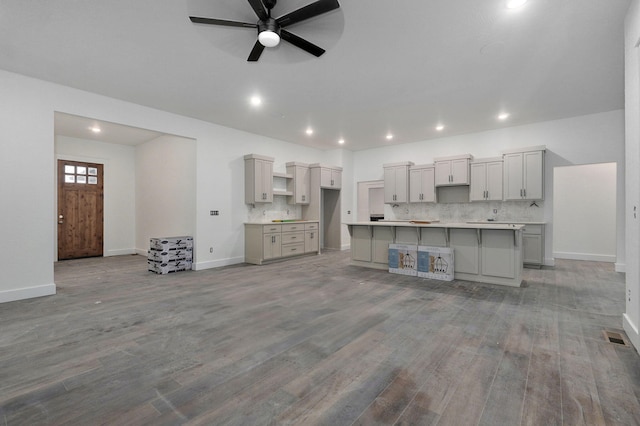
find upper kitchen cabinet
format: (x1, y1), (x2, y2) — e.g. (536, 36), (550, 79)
(502, 146), (545, 201)
(409, 164), (436, 203)
(383, 162), (413, 203)
(470, 158), (503, 202)
(286, 162), (310, 205)
(311, 164), (342, 189)
(244, 154), (274, 204)
(434, 154), (473, 186)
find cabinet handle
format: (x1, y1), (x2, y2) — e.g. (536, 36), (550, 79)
(302, 195), (305, 201)
(523, 189), (526, 198)
(310, 233), (314, 238)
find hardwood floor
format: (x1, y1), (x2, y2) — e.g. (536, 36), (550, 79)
(1, 252), (639, 425)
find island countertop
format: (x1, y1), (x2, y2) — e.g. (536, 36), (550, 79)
(344, 221), (525, 231)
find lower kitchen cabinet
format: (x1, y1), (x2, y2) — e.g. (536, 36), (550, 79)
(522, 224), (544, 267)
(245, 221), (319, 265)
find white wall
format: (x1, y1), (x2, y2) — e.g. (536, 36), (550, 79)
(553, 163), (617, 262)
(350, 110), (626, 269)
(55, 135), (136, 258)
(624, 0), (640, 351)
(135, 134), (196, 255)
(0, 68), (346, 303)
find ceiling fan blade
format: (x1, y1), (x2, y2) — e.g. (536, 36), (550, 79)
(277, 0), (340, 28)
(247, 0), (268, 21)
(280, 29), (325, 57)
(189, 16), (257, 28)
(248, 40), (266, 61)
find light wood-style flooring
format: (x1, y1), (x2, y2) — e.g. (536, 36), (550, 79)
(1, 251), (639, 425)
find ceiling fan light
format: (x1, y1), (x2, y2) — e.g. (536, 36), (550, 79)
(258, 30), (280, 47)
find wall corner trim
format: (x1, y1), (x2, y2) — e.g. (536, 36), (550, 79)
(623, 313), (640, 352)
(0, 283), (56, 304)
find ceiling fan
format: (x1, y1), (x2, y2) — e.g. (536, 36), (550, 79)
(189, 0), (340, 62)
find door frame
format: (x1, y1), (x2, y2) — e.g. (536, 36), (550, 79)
(55, 155), (106, 261)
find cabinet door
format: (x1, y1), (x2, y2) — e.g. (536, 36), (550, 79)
(409, 169), (422, 203)
(263, 233), (281, 260)
(469, 163), (487, 201)
(245, 158), (273, 204)
(384, 167), (397, 203)
(305, 230), (319, 253)
(481, 230), (515, 278)
(523, 234), (543, 265)
(415, 168), (435, 203)
(295, 166), (310, 204)
(503, 153), (524, 200)
(321, 168), (341, 188)
(331, 170), (342, 189)
(523, 151), (543, 200)
(435, 161), (451, 186)
(350, 226), (371, 261)
(486, 161), (503, 201)
(372, 226), (394, 264)
(450, 158), (469, 185)
(449, 229), (479, 274)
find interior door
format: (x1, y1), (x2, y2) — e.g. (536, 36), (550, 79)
(57, 160), (104, 260)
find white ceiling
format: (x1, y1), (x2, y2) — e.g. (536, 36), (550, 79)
(0, 0), (630, 150)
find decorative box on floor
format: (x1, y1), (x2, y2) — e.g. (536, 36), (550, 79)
(388, 244), (418, 276)
(148, 236), (193, 274)
(417, 246), (454, 281)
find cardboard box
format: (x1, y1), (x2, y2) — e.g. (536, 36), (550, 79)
(147, 259), (193, 274)
(148, 248), (193, 262)
(388, 244), (418, 276)
(417, 246), (454, 281)
(149, 236), (193, 251)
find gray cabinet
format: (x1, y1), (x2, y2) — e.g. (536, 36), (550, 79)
(245, 222), (319, 265)
(503, 147), (545, 200)
(409, 164), (435, 203)
(470, 159), (503, 201)
(286, 162), (310, 205)
(522, 224), (544, 267)
(320, 167), (342, 189)
(434, 155), (472, 186)
(244, 154), (274, 204)
(384, 162), (413, 203)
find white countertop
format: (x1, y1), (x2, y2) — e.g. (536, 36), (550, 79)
(245, 220), (319, 225)
(345, 221), (525, 230)
(466, 220), (546, 225)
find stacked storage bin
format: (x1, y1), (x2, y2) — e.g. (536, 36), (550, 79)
(148, 236), (193, 274)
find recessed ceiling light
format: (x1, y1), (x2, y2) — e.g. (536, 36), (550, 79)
(338, 139), (345, 145)
(305, 127), (314, 136)
(436, 124), (445, 131)
(386, 133), (393, 140)
(249, 95), (262, 107)
(498, 112), (510, 120)
(506, 0), (528, 9)
(89, 126), (101, 133)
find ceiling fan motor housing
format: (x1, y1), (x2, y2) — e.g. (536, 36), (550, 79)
(258, 18), (280, 47)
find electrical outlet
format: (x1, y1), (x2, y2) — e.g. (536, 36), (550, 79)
(210, 247), (213, 253)
(212, 210), (219, 216)
(210, 210), (214, 216)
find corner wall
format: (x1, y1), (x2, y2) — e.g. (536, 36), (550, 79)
(624, 0), (640, 351)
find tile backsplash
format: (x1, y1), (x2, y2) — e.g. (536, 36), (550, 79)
(386, 200), (544, 223)
(246, 196), (302, 222)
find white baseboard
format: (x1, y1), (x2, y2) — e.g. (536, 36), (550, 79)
(105, 248), (136, 257)
(0, 283), (56, 303)
(544, 257), (555, 267)
(135, 248), (148, 256)
(341, 244), (351, 251)
(623, 313), (640, 352)
(615, 262), (627, 273)
(194, 256), (244, 271)
(552, 252), (616, 263)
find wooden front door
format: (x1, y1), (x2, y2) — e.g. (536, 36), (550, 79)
(57, 160), (104, 260)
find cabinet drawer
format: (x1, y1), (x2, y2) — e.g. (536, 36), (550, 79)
(281, 231), (304, 244)
(305, 222), (318, 231)
(262, 224), (282, 234)
(282, 223), (304, 232)
(281, 242), (305, 256)
(522, 224), (542, 235)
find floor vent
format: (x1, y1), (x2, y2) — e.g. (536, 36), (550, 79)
(603, 330), (628, 346)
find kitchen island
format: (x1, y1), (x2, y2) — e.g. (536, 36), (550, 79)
(346, 221), (525, 287)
